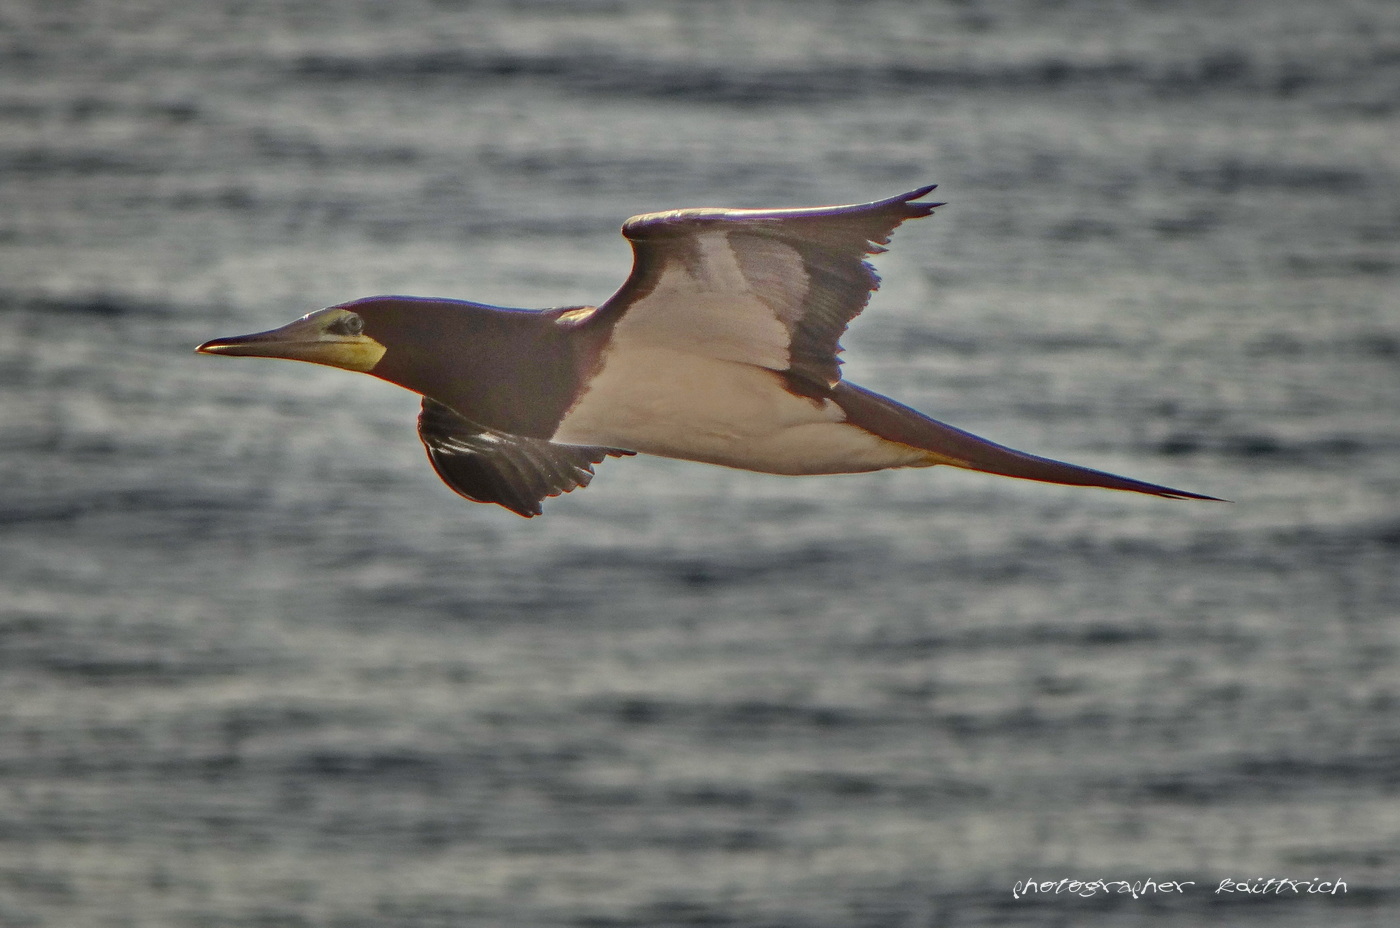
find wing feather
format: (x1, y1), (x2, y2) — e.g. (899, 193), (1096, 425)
(417, 398), (633, 517)
(833, 383), (1224, 501)
(587, 185), (942, 397)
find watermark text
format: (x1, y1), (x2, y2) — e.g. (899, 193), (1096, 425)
(1012, 876), (1348, 900)
(1012, 878), (1193, 899)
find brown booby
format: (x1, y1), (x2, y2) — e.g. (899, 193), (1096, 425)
(197, 185), (1219, 516)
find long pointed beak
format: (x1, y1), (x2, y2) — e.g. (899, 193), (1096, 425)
(196, 327), (301, 358)
(196, 316), (385, 373)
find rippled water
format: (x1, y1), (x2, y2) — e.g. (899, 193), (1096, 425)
(2, 1), (1398, 925)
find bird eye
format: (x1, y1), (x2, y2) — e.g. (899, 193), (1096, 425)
(328, 312), (364, 336)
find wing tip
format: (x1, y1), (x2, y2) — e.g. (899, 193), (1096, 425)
(1117, 474), (1227, 501)
(1154, 488), (1230, 502)
(1020, 467), (1227, 503)
(892, 184), (945, 222)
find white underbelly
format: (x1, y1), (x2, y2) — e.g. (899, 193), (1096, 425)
(551, 346), (927, 475)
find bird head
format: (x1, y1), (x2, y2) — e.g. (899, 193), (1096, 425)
(196, 302), (389, 373)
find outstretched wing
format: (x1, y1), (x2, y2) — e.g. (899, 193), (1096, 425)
(417, 398), (633, 517)
(587, 185), (942, 398)
(832, 383), (1224, 501)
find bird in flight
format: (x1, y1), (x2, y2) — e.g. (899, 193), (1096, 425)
(198, 185), (1218, 516)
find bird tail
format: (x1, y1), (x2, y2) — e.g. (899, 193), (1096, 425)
(832, 382), (1222, 501)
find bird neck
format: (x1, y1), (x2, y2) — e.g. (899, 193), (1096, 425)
(366, 299), (582, 438)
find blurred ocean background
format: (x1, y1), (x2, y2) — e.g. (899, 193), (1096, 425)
(2, 1), (1398, 925)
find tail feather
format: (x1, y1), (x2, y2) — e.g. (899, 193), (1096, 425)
(833, 382), (1223, 501)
